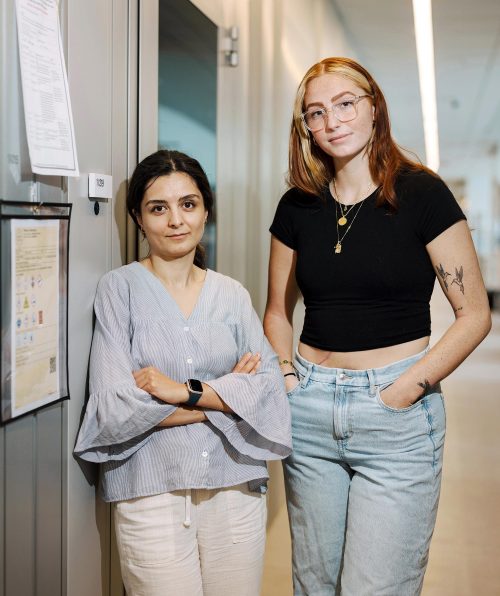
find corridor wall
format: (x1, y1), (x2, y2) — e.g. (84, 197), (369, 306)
(0, 1), (132, 595)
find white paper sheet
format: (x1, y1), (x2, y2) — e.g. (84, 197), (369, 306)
(10, 219), (61, 417)
(15, 0), (79, 177)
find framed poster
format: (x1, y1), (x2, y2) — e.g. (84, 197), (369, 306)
(1, 201), (72, 422)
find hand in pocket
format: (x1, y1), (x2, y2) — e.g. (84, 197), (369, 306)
(379, 382), (422, 410)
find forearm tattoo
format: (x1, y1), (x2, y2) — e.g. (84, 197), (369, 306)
(436, 263), (465, 295)
(417, 379), (431, 397)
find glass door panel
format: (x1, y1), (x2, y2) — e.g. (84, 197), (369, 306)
(158, 0), (217, 269)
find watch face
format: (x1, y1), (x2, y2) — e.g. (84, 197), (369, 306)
(187, 379), (203, 393)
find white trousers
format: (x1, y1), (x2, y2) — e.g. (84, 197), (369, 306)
(114, 484), (267, 596)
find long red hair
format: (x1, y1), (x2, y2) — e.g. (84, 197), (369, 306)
(288, 57), (434, 209)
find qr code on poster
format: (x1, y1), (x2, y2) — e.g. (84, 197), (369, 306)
(49, 356), (56, 373)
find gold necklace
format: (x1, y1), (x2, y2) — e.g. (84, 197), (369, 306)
(331, 178), (375, 226)
(334, 197), (366, 254)
(332, 179), (357, 226)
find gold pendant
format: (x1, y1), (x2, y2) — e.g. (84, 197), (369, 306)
(335, 242), (342, 254)
(338, 216), (347, 226)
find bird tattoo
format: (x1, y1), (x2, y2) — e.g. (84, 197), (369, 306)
(436, 263), (451, 290)
(451, 266), (465, 294)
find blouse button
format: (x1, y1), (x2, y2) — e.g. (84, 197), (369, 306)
(201, 451), (208, 458)
(187, 358), (193, 364)
(183, 326), (190, 331)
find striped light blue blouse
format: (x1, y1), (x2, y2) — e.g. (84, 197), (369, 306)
(74, 262), (292, 502)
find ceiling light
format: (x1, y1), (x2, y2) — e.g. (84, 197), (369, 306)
(412, 0), (440, 171)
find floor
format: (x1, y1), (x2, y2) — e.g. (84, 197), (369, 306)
(261, 289), (500, 596)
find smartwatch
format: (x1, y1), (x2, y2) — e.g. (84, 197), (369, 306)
(185, 379), (203, 406)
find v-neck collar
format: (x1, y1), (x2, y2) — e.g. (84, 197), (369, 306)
(133, 261), (211, 322)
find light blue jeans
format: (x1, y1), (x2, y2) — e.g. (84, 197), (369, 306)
(283, 349), (446, 596)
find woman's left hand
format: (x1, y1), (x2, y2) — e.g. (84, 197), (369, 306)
(132, 367), (188, 404)
(378, 381), (422, 410)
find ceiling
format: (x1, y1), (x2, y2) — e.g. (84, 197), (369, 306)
(331, 0), (500, 176)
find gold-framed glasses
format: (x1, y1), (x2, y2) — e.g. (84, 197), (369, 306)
(301, 94), (373, 132)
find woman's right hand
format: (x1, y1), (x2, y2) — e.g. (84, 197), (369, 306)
(232, 352), (261, 374)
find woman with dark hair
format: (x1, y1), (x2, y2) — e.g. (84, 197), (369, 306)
(75, 150), (291, 596)
(264, 57), (491, 594)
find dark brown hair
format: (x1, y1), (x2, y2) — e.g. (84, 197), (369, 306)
(127, 150), (214, 268)
(289, 57), (434, 209)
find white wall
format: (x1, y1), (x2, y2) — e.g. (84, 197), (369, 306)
(65, 1), (131, 594)
(1, 1), (131, 595)
(220, 0), (357, 314)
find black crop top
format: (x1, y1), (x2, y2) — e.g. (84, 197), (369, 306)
(269, 170), (466, 352)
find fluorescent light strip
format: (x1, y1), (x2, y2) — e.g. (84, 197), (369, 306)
(412, 0), (440, 171)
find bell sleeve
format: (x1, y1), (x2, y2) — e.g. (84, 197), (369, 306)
(203, 286), (292, 461)
(74, 271), (175, 463)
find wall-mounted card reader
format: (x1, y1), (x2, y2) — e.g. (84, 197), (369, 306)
(88, 173), (112, 202)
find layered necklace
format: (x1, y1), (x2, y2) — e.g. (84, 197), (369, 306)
(330, 178), (375, 255)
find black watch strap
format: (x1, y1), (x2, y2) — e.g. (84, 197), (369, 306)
(185, 379), (203, 406)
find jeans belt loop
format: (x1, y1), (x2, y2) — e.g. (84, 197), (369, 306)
(367, 368), (376, 397)
(300, 363), (313, 388)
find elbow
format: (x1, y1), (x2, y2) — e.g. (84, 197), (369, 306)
(481, 309), (493, 339)
(478, 298), (493, 339)
(469, 308), (492, 344)
(262, 309), (272, 335)
(263, 309), (279, 335)
(263, 307), (293, 333)
(455, 306), (491, 348)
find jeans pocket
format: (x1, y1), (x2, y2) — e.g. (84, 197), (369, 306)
(286, 379), (302, 399)
(376, 382), (426, 413)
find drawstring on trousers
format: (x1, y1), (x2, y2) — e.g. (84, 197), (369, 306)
(183, 489), (192, 528)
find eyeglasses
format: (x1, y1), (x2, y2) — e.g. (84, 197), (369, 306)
(301, 95), (373, 132)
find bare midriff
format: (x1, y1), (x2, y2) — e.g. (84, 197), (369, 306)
(298, 336), (430, 370)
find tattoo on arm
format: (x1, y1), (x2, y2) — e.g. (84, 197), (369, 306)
(417, 379), (431, 397)
(435, 263), (465, 295)
(436, 263), (451, 290)
(454, 306), (463, 313)
(451, 266), (465, 294)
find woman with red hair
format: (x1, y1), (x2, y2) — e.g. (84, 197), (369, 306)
(264, 57), (490, 595)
